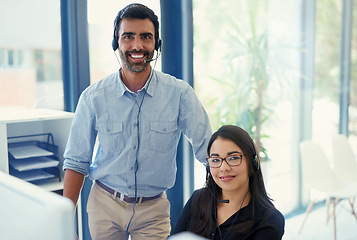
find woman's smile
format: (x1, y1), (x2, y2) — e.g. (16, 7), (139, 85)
(219, 175), (236, 182)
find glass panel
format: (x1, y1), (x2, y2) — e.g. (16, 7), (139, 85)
(193, 0), (302, 214)
(0, 0), (63, 110)
(87, 0), (161, 85)
(350, 1), (357, 148)
(313, 0), (341, 155)
(0, 49), (5, 66)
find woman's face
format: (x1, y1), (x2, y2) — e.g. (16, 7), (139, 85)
(209, 137), (250, 194)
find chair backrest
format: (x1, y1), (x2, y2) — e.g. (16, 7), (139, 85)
(332, 134), (357, 182)
(300, 140), (343, 193)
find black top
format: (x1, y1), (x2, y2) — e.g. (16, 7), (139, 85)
(172, 189), (285, 240)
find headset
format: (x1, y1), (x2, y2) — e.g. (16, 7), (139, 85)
(111, 4), (162, 52)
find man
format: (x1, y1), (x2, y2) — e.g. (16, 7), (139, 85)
(63, 3), (211, 240)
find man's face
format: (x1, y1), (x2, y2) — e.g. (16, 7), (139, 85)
(117, 18), (156, 73)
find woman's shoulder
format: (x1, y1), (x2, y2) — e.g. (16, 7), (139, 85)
(241, 206), (284, 240)
(254, 201), (284, 224)
(186, 188), (209, 207)
(192, 188), (204, 196)
(259, 207), (285, 236)
(191, 188), (209, 200)
(253, 204), (284, 226)
(266, 207), (285, 225)
(188, 189), (203, 203)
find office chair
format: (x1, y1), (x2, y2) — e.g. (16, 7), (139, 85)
(332, 134), (357, 182)
(299, 140), (357, 240)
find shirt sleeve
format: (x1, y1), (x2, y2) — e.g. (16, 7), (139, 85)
(178, 85), (212, 163)
(63, 90), (97, 176)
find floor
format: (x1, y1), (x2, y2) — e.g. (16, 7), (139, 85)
(283, 200), (357, 240)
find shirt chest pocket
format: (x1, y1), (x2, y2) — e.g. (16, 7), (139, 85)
(96, 122), (124, 153)
(150, 122), (178, 153)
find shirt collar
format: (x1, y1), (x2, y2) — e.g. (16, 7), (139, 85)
(145, 70), (157, 97)
(117, 69), (157, 97)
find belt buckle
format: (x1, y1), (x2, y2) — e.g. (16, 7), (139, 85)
(120, 193), (124, 202)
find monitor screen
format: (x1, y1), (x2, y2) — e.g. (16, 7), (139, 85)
(168, 232), (208, 240)
(0, 171), (75, 240)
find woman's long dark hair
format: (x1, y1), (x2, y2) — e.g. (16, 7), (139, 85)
(189, 125), (275, 238)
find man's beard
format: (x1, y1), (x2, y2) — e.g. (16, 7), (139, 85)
(119, 49), (154, 73)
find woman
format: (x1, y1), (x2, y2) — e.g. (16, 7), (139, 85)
(172, 125), (285, 240)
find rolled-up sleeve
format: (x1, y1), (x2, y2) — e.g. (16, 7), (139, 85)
(63, 91), (97, 176)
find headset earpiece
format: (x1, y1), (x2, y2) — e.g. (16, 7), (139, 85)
(155, 38), (162, 51)
(251, 139), (260, 171)
(112, 36), (119, 51)
(253, 156), (259, 171)
(206, 164), (210, 174)
(112, 22), (119, 51)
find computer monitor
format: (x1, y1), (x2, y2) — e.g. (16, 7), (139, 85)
(168, 232), (208, 240)
(0, 171), (75, 240)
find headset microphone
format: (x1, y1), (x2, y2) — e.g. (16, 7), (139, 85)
(206, 179), (230, 204)
(206, 165), (229, 203)
(211, 190), (229, 203)
(213, 193), (229, 203)
(144, 56), (158, 63)
(144, 50), (161, 63)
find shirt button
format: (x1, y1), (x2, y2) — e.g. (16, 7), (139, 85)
(128, 186), (132, 189)
(133, 145), (137, 150)
(131, 167), (134, 171)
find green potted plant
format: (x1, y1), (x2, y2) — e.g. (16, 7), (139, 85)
(208, 0), (295, 162)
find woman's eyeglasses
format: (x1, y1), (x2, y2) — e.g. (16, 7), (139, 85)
(206, 153), (245, 168)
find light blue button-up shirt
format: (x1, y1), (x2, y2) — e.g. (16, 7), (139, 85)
(63, 70), (212, 197)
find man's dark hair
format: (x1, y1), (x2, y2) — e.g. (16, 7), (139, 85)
(112, 3), (160, 51)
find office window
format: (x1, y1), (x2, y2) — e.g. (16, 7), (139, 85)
(193, 0), (302, 214)
(350, 0), (357, 145)
(193, 0), (356, 214)
(0, 50), (5, 67)
(313, 0), (341, 154)
(87, 0), (161, 85)
(8, 50), (14, 66)
(0, 0), (63, 110)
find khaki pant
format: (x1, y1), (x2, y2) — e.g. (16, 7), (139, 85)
(87, 183), (171, 240)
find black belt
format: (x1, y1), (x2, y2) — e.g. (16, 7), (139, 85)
(95, 180), (163, 203)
